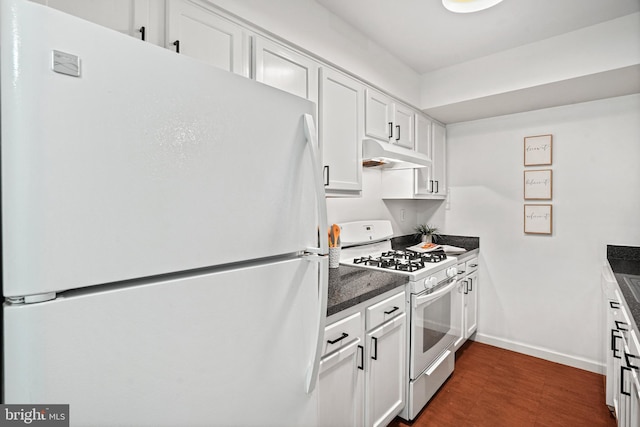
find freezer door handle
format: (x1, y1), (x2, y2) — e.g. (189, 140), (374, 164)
(303, 114), (328, 256)
(305, 254), (328, 394)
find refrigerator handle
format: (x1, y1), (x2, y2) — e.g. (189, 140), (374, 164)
(303, 114), (328, 256)
(304, 254), (328, 394)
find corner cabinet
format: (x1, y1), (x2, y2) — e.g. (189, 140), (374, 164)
(320, 290), (407, 427)
(319, 68), (364, 194)
(253, 37), (319, 104)
(166, 0), (249, 76)
(381, 117), (448, 199)
(431, 122), (447, 197)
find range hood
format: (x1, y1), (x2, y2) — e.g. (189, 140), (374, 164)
(362, 138), (430, 169)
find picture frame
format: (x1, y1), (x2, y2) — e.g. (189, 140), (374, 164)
(524, 204), (552, 234)
(524, 134), (552, 166)
(524, 169), (552, 200)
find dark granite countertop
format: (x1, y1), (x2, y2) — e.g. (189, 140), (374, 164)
(327, 234), (480, 317)
(327, 265), (408, 317)
(607, 245), (640, 330)
(391, 234), (480, 255)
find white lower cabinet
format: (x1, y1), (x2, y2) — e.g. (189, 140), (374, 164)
(603, 266), (640, 427)
(463, 257), (479, 339)
(320, 290), (407, 427)
(365, 311), (407, 427)
(453, 256), (479, 351)
(319, 312), (364, 427)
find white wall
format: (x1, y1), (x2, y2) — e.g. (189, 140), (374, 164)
(326, 169), (442, 236)
(420, 13), (640, 109)
(432, 94), (640, 372)
(205, 0), (422, 105)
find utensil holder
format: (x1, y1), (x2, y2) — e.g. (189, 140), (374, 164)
(329, 247), (340, 269)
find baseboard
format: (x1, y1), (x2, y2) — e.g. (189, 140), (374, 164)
(473, 332), (605, 375)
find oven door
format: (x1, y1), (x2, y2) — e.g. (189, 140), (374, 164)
(410, 278), (462, 380)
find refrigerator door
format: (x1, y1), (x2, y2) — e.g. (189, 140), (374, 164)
(4, 257), (322, 426)
(1, 0), (320, 298)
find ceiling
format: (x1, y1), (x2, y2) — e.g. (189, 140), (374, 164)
(315, 0), (640, 74)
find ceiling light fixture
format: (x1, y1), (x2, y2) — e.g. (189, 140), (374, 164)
(442, 0), (505, 13)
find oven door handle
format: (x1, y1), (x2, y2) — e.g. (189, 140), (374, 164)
(413, 279), (457, 308)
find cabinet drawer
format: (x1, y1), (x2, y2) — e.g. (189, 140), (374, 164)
(465, 257), (479, 274)
(323, 312), (362, 357)
(366, 291), (406, 330)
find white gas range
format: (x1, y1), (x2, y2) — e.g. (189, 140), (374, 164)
(338, 220), (463, 421)
(339, 220), (458, 292)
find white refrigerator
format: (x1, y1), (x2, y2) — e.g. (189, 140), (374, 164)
(1, 1), (328, 426)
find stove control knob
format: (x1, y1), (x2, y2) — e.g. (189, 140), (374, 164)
(423, 277), (437, 290)
(446, 267), (458, 278)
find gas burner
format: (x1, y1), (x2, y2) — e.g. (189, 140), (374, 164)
(353, 256), (382, 267)
(353, 250), (448, 273)
(419, 250), (447, 263)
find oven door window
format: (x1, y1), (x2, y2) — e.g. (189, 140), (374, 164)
(410, 283), (460, 379)
(422, 292), (451, 353)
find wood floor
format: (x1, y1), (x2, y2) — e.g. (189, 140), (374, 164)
(389, 341), (616, 427)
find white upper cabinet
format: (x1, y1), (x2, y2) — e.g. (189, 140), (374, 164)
(413, 115), (433, 196)
(365, 88), (416, 149)
(431, 122), (447, 197)
(36, 0), (164, 45)
(392, 103), (415, 149)
(253, 37), (319, 104)
(381, 115), (448, 200)
(166, 0), (248, 76)
(319, 68), (364, 193)
(365, 89), (394, 141)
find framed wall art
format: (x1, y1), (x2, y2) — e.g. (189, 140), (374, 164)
(524, 169), (552, 200)
(524, 134), (552, 166)
(524, 204), (552, 234)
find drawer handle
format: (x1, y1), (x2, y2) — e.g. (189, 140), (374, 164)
(610, 301), (621, 309)
(469, 264), (478, 268)
(139, 26), (146, 41)
(327, 332), (348, 345)
(621, 366), (632, 396)
(612, 330), (623, 359)
(384, 306), (400, 315)
(371, 336), (378, 360)
(625, 353), (640, 370)
(616, 321), (629, 332)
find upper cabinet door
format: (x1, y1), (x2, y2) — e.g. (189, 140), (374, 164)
(319, 68), (364, 193)
(415, 114), (433, 161)
(254, 37), (319, 104)
(392, 103), (415, 149)
(40, 0), (162, 44)
(166, 0), (247, 76)
(431, 122), (447, 196)
(365, 89), (393, 141)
